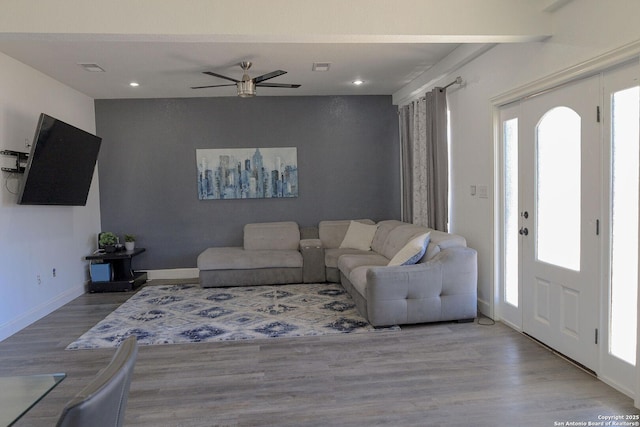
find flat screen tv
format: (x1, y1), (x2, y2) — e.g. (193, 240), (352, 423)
(18, 113), (102, 206)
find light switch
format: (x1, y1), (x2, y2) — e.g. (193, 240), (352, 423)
(470, 185), (477, 196)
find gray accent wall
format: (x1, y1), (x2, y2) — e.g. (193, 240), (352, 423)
(95, 96), (400, 270)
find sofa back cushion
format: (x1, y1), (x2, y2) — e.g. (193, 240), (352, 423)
(319, 219), (374, 249)
(378, 223), (430, 260)
(371, 220), (405, 254)
(244, 221), (300, 251)
(371, 220), (468, 262)
(424, 229), (467, 260)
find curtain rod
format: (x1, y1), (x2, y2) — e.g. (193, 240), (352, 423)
(442, 76), (463, 90)
(397, 76), (465, 108)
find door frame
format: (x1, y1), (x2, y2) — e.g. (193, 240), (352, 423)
(491, 42), (640, 404)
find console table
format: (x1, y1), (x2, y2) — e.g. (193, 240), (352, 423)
(85, 248), (147, 292)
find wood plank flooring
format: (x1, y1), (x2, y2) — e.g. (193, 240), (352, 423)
(1, 284), (638, 426)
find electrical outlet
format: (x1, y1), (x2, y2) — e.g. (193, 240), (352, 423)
(37, 275), (41, 285)
(52, 268), (56, 278)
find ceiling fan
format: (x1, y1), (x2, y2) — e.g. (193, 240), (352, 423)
(191, 61), (301, 98)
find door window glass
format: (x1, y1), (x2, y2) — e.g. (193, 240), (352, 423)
(610, 86), (639, 365)
(504, 118), (519, 306)
(536, 107), (581, 271)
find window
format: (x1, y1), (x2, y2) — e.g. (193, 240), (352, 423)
(504, 118), (519, 306)
(609, 86), (639, 365)
(536, 107), (581, 271)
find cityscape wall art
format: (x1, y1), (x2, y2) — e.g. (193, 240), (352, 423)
(196, 147), (298, 200)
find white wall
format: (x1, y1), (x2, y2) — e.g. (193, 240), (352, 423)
(0, 52), (100, 341)
(395, 0), (640, 318)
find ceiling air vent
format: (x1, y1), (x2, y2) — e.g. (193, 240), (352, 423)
(78, 63), (106, 72)
(312, 62), (331, 72)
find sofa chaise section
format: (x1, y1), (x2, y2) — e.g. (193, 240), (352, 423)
(198, 221), (303, 287)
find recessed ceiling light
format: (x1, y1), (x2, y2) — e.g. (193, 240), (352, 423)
(352, 80), (365, 86)
(312, 62), (331, 72)
(78, 63), (105, 72)
(129, 82), (140, 87)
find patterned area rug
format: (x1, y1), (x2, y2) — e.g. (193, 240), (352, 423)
(67, 283), (397, 349)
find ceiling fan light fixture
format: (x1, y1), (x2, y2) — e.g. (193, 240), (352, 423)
(193, 62), (298, 97)
(237, 80), (256, 98)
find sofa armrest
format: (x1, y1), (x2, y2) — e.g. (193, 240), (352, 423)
(435, 246), (477, 296)
(366, 246), (477, 297)
(300, 239), (325, 283)
(364, 246), (477, 326)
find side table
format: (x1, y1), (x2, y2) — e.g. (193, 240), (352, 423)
(85, 248), (147, 292)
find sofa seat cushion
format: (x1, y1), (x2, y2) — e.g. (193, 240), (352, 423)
(324, 248), (371, 269)
(337, 253), (389, 278)
(198, 247), (303, 270)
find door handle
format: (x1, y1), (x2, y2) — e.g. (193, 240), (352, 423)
(519, 227), (529, 236)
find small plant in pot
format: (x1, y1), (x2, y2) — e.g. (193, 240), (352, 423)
(99, 232), (118, 253)
(124, 234), (136, 251)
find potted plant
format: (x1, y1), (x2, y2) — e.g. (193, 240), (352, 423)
(124, 234), (136, 251)
(99, 232), (118, 253)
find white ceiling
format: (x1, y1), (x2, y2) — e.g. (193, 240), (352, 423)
(0, 39), (461, 99)
(0, 0), (562, 101)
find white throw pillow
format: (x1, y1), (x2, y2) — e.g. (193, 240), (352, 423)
(339, 221), (378, 251)
(387, 232), (431, 266)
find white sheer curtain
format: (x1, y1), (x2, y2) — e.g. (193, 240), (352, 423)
(399, 98), (426, 225)
(399, 87), (449, 231)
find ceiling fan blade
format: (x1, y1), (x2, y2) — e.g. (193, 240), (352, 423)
(255, 83), (301, 88)
(253, 70), (287, 83)
(202, 71), (239, 83)
(191, 84), (237, 89)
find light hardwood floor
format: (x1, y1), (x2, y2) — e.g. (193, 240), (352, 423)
(2, 284), (638, 427)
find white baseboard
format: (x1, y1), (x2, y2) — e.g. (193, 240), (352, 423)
(477, 298), (492, 319)
(0, 285), (85, 342)
(145, 268), (199, 281)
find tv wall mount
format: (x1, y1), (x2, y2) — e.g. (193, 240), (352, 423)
(1, 150), (28, 173)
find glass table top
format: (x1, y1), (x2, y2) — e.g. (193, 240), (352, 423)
(0, 373), (66, 426)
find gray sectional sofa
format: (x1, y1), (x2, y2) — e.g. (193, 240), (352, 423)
(197, 219), (477, 326)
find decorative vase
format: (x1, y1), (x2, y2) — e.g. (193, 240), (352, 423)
(124, 241), (135, 251)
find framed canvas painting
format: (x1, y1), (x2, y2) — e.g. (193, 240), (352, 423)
(196, 147), (298, 200)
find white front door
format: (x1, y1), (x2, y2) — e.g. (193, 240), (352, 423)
(520, 76), (601, 371)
